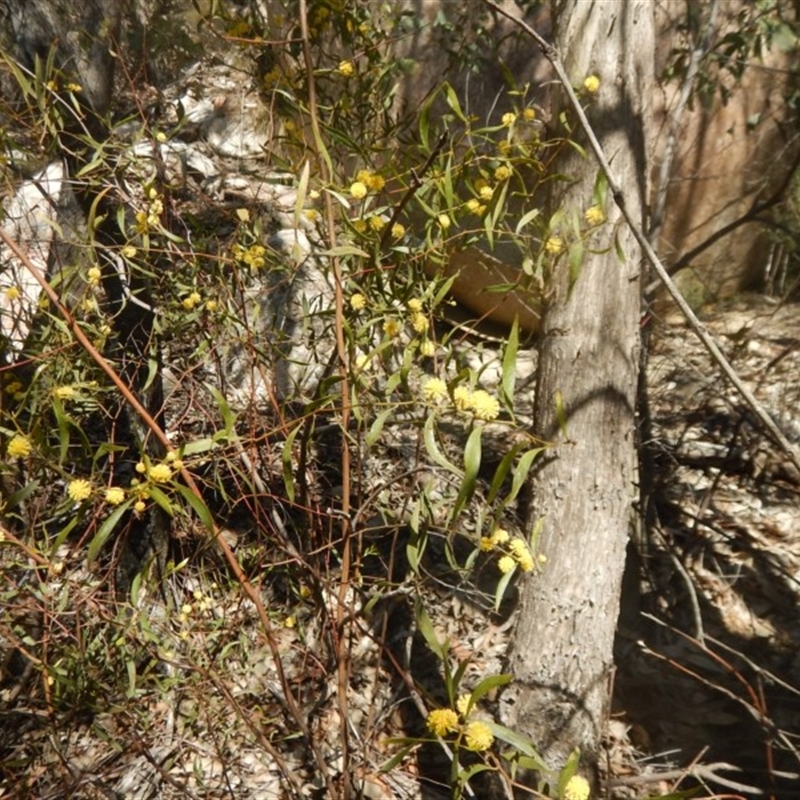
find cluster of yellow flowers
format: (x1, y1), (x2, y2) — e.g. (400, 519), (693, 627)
(406, 297), (429, 335)
(4, 285), (21, 301)
(422, 378), (501, 421)
(178, 587), (215, 625)
(480, 527), (537, 574)
(87, 266), (102, 288)
(4, 380), (24, 401)
(65, 478), (128, 505)
(355, 169), (385, 193)
(134, 187), (164, 234)
(426, 694), (495, 751)
(182, 291), (202, 311)
(231, 242), (267, 269)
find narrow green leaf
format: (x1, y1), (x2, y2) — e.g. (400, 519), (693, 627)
(593, 167), (609, 208)
(209, 386), (236, 437)
(181, 437), (216, 457)
(126, 658), (137, 698)
(423, 414), (463, 476)
(487, 444), (523, 503)
(515, 207), (541, 234)
(88, 500), (132, 562)
(3, 480), (40, 511)
(469, 673), (513, 705)
(444, 83), (467, 122)
(318, 245), (370, 258)
(494, 565), (516, 611)
(175, 484), (214, 531)
(568, 241), (584, 293)
(507, 447), (543, 505)
(380, 742), (417, 773)
(415, 599), (445, 660)
(614, 229), (627, 264)
(449, 425), (482, 524)
(490, 721), (547, 764)
(557, 748), (582, 798)
(148, 486), (174, 517)
(442, 154), (454, 211)
(501, 317), (519, 406)
(294, 160), (310, 229)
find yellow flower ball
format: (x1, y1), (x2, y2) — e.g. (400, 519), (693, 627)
(463, 720), (494, 751)
(338, 60), (355, 77)
(453, 385), (473, 412)
(134, 500), (146, 513)
(584, 205), (605, 226)
(67, 479), (92, 502)
(422, 377), (448, 403)
(491, 528), (510, 545)
(426, 708), (459, 737)
(523, 107), (536, 121)
(479, 185), (493, 201)
(419, 340), (436, 358)
(382, 318), (401, 337)
(147, 463), (173, 483)
(437, 213), (452, 230)
(545, 236), (564, 255)
(470, 389), (500, 421)
(564, 775), (591, 800)
(494, 165), (512, 181)
(583, 74), (600, 94)
(53, 385), (76, 400)
(411, 313), (429, 334)
(407, 298), (423, 313)
(349, 181), (368, 199)
(349, 293), (367, 311)
(87, 266), (102, 287)
(498, 555), (516, 574)
(104, 487), (126, 506)
(7, 434), (32, 458)
(501, 111), (517, 127)
(4, 286), (21, 301)
(391, 222), (406, 239)
(465, 198), (481, 214)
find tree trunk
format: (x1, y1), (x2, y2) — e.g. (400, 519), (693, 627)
(500, 0), (654, 779)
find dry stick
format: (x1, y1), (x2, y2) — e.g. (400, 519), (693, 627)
(297, 2), (353, 795)
(0, 228), (329, 797)
(483, 0), (800, 478)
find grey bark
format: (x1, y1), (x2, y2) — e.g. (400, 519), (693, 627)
(500, 0), (654, 780)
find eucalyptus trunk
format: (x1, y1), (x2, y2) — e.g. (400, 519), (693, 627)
(500, 0), (654, 781)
